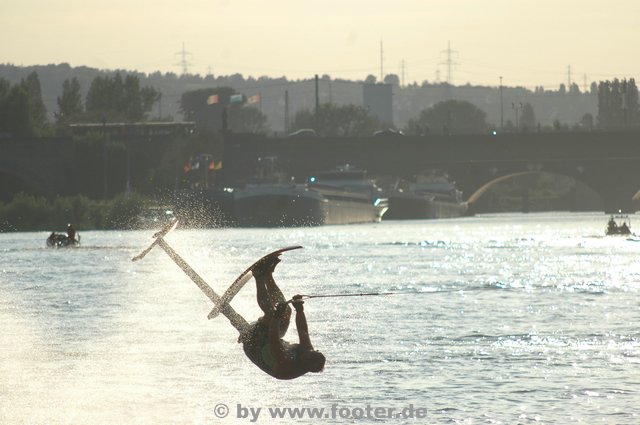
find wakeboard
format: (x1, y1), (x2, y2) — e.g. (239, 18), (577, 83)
(207, 245), (303, 319)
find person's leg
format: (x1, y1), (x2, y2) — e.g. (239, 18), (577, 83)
(264, 272), (287, 307)
(264, 272), (291, 336)
(253, 256), (291, 336)
(254, 257), (281, 313)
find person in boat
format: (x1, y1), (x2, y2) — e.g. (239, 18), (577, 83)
(66, 224), (76, 243)
(620, 221), (630, 234)
(239, 256), (325, 380)
(47, 232), (59, 246)
(607, 216), (618, 234)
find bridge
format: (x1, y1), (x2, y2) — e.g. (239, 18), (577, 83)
(221, 130), (640, 213)
(0, 137), (75, 202)
(2, 130), (640, 213)
(0, 122), (193, 203)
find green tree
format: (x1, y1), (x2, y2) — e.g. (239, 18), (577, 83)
(581, 113), (594, 130)
(520, 102), (536, 131)
(406, 100), (488, 135)
(0, 73), (50, 136)
(55, 77), (84, 125)
(383, 74), (400, 86)
(559, 83), (567, 95)
(3, 84), (31, 136)
(291, 103), (379, 137)
(622, 78), (639, 126)
(597, 81), (613, 128)
(121, 74), (160, 122)
(22, 72), (48, 135)
(85, 73), (159, 122)
(227, 105), (268, 133)
(0, 78), (12, 134)
(597, 78), (639, 129)
(569, 83), (581, 94)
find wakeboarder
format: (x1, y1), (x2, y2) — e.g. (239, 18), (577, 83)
(132, 220), (324, 380)
(239, 255), (326, 380)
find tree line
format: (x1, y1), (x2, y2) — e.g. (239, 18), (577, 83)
(56, 73), (161, 125)
(0, 72), (162, 137)
(0, 63), (613, 132)
(0, 72), (48, 137)
(597, 78), (639, 129)
(1, 70), (638, 138)
(182, 80), (639, 137)
(0, 192), (150, 231)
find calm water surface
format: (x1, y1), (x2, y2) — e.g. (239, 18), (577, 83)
(1, 212), (639, 424)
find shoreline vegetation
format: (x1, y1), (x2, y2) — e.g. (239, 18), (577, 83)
(0, 172), (599, 232)
(0, 192), (150, 232)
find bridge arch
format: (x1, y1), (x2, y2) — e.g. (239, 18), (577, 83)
(465, 170), (606, 211)
(467, 172), (538, 204)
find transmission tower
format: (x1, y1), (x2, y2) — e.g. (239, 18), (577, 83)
(440, 41), (459, 84)
(401, 59), (406, 87)
(583, 73), (588, 92)
(380, 39), (384, 82)
(175, 42), (193, 75)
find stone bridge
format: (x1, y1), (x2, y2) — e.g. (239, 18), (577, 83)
(3, 130), (640, 212)
(221, 130), (640, 213)
(0, 122), (191, 202)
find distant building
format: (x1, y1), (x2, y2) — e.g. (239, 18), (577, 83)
(363, 83), (393, 126)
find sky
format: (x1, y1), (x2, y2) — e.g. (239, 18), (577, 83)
(2, 0), (639, 89)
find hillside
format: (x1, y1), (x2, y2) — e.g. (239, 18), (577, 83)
(1, 63), (597, 134)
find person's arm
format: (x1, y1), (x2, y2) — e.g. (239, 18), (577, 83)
(292, 297), (313, 350)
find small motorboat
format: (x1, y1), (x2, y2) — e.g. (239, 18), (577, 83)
(605, 214), (632, 236)
(47, 232), (80, 248)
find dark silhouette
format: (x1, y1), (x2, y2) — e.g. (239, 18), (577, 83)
(406, 99), (488, 135)
(597, 79), (639, 129)
(239, 256), (325, 380)
(606, 215), (632, 236)
(85, 73), (160, 122)
(55, 77), (83, 125)
(607, 216), (618, 234)
(66, 223), (76, 242)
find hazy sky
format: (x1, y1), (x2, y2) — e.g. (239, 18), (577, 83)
(2, 0), (639, 89)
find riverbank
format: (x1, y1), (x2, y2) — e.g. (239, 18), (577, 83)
(0, 192), (149, 232)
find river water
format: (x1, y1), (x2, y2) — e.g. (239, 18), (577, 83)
(1, 212), (639, 424)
